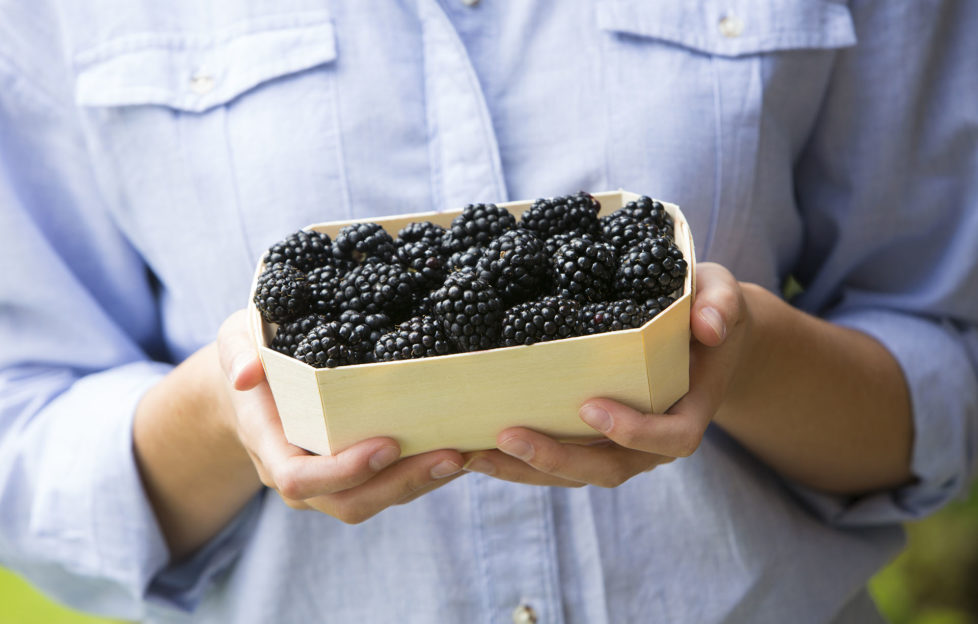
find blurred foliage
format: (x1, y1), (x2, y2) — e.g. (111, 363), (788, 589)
(1, 481), (976, 623)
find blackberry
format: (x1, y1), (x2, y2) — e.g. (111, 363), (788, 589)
(543, 231), (595, 259)
(579, 300), (651, 336)
(600, 212), (662, 255)
(409, 291), (437, 318)
(294, 322), (355, 368)
(621, 196), (674, 238)
(332, 222), (396, 264)
(336, 309), (392, 363)
(264, 229), (334, 271)
(519, 192), (601, 239)
(396, 241), (446, 290)
(270, 314), (328, 356)
(551, 238), (617, 304)
(306, 264), (344, 314)
(430, 271), (504, 352)
(373, 316), (455, 361)
(443, 203), (517, 253)
(615, 237), (687, 300)
(397, 221), (448, 251)
(476, 229), (552, 304)
(253, 263), (309, 324)
(333, 261), (416, 318)
(500, 296), (582, 347)
(446, 247), (486, 274)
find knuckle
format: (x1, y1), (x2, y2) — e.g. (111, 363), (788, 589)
(333, 501), (372, 525)
(274, 468), (305, 501)
(674, 428), (703, 458)
(595, 466), (631, 489)
(532, 452), (562, 475)
(280, 496), (308, 511)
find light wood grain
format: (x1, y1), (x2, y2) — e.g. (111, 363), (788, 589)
(249, 190), (697, 456)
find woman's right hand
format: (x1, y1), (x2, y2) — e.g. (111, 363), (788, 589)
(215, 309), (465, 523)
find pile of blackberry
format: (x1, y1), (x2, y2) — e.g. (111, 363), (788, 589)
(253, 193), (687, 368)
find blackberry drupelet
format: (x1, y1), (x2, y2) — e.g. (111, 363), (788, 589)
(519, 192), (601, 239)
(396, 241), (446, 290)
(373, 315), (455, 361)
(430, 271), (504, 352)
(615, 237), (687, 300)
(476, 229), (552, 304)
(336, 309), (392, 363)
(621, 196), (674, 238)
(500, 296), (582, 347)
(294, 322), (355, 368)
(644, 293), (679, 316)
(332, 222), (397, 264)
(600, 212), (662, 255)
(270, 314), (328, 356)
(443, 203), (517, 253)
(253, 263), (310, 324)
(396, 221), (448, 252)
(543, 231), (595, 259)
(551, 238), (617, 303)
(579, 300), (651, 336)
(264, 229), (334, 271)
(333, 261), (417, 319)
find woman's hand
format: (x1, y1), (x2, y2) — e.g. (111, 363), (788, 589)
(215, 310), (466, 523)
(462, 262), (751, 487)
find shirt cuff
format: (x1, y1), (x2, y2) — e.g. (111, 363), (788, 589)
(790, 308), (978, 526)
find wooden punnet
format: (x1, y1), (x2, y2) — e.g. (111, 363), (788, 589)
(249, 190), (696, 457)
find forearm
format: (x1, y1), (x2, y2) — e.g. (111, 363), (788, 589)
(133, 344), (262, 561)
(714, 283), (914, 495)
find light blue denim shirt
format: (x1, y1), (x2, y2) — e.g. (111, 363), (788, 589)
(1, 1), (976, 622)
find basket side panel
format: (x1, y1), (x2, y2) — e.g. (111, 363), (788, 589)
(316, 332), (651, 456)
(262, 347), (331, 455)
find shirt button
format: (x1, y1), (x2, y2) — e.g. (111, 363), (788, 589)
(461, 0), (479, 6)
(189, 68), (215, 95)
(718, 14), (744, 38)
(512, 604), (538, 624)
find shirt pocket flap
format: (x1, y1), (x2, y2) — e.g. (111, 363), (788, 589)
(74, 14), (337, 112)
(597, 0), (856, 56)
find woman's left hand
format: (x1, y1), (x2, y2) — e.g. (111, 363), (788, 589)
(462, 262), (752, 487)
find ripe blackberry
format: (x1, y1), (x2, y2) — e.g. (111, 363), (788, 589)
(621, 196), (674, 238)
(253, 263), (309, 323)
(264, 229), (334, 271)
(294, 322), (355, 368)
(551, 238), (617, 304)
(579, 300), (651, 336)
(306, 264), (344, 314)
(333, 261), (416, 318)
(332, 222), (396, 264)
(443, 203), (517, 253)
(397, 221), (448, 251)
(476, 229), (552, 304)
(373, 315), (455, 361)
(615, 237), (687, 300)
(519, 192), (601, 239)
(543, 231), (595, 258)
(500, 296), (582, 347)
(430, 271), (504, 352)
(336, 309), (392, 363)
(446, 247), (486, 274)
(600, 212), (662, 255)
(396, 241), (446, 290)
(270, 314), (328, 356)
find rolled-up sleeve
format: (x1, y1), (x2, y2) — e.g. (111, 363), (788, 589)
(789, 1), (978, 525)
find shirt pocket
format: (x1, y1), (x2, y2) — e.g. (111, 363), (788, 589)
(72, 13), (348, 350)
(596, 0), (856, 283)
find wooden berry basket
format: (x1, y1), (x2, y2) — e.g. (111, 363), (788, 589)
(248, 190), (696, 457)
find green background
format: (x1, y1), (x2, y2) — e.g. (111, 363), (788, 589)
(1, 481), (976, 623)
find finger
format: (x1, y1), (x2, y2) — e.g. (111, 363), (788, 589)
(217, 309), (266, 390)
(578, 396), (710, 458)
(689, 262), (744, 348)
(494, 429), (671, 488)
(462, 450), (587, 487)
(304, 450), (465, 524)
(395, 470), (468, 505)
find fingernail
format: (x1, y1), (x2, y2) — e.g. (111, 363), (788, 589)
(430, 460), (462, 479)
(498, 437), (534, 461)
(229, 354), (250, 384)
(463, 457), (496, 475)
(368, 446), (400, 471)
(580, 404), (612, 433)
(699, 306), (726, 342)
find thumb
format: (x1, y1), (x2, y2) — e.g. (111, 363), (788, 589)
(217, 309), (266, 391)
(689, 262), (744, 348)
